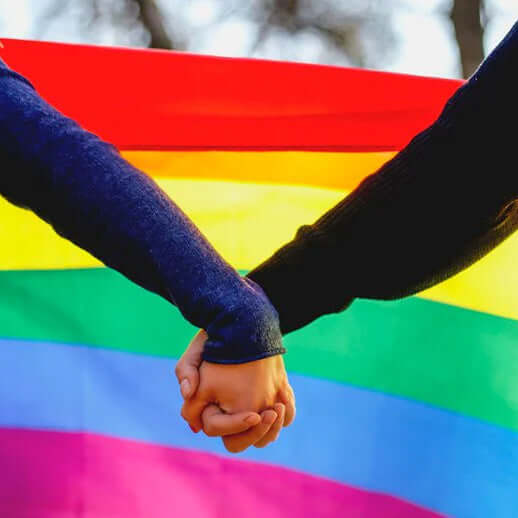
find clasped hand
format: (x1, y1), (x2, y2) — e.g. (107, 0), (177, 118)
(175, 330), (296, 453)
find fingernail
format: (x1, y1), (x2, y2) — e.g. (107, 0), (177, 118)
(180, 379), (191, 398)
(244, 414), (260, 425)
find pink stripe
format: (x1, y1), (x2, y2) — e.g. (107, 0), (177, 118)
(0, 428), (441, 518)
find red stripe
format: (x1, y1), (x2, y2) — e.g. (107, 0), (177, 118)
(0, 428), (441, 518)
(0, 39), (462, 152)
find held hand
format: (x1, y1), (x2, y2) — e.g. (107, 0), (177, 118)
(175, 330), (296, 452)
(201, 403), (286, 453)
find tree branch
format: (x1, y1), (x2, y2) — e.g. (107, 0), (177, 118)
(450, 0), (485, 78)
(133, 0), (176, 49)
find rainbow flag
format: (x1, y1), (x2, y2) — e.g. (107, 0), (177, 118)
(0, 40), (517, 518)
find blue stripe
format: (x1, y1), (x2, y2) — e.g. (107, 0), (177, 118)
(0, 338), (517, 517)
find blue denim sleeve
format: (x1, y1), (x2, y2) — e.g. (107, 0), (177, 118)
(0, 59), (285, 364)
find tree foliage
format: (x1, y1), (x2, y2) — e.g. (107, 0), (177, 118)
(241, 0), (396, 68)
(38, 0), (182, 49)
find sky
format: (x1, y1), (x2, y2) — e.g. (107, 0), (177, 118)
(2, 0), (518, 79)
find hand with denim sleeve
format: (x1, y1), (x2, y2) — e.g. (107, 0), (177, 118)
(0, 56), (291, 442)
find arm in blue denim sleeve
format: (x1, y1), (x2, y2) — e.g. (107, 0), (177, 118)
(0, 60), (284, 364)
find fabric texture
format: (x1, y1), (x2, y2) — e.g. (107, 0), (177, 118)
(0, 59), (284, 363)
(248, 20), (518, 334)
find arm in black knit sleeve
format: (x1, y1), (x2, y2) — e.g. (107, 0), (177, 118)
(248, 20), (518, 335)
(0, 58), (284, 364)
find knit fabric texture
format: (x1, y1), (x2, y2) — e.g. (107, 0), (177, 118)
(248, 20), (518, 334)
(0, 58), (285, 364)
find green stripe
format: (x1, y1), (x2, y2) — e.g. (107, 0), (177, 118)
(1, 268), (517, 431)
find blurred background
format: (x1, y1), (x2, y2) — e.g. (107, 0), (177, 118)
(2, 0), (518, 79)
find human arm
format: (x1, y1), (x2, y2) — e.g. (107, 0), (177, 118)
(246, 20), (518, 334)
(177, 22), (518, 446)
(0, 57), (286, 365)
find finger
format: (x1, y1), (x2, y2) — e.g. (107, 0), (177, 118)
(181, 393), (210, 433)
(280, 386), (296, 427)
(174, 330), (206, 386)
(176, 364), (199, 400)
(175, 330), (207, 399)
(222, 409), (278, 454)
(202, 404), (261, 437)
(254, 403), (285, 448)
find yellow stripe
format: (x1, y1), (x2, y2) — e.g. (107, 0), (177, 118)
(421, 236), (518, 320)
(120, 150), (395, 191)
(2, 151), (518, 322)
(2, 150), (391, 270)
(0, 178), (344, 270)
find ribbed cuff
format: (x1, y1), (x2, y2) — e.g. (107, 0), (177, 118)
(202, 346), (286, 365)
(201, 277), (286, 364)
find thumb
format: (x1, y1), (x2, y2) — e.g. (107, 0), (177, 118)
(175, 329), (207, 399)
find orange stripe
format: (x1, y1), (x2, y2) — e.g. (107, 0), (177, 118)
(120, 150), (394, 190)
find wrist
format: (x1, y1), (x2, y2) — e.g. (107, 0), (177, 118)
(202, 277), (285, 364)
